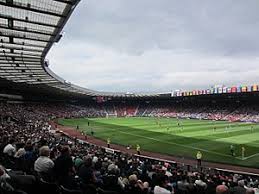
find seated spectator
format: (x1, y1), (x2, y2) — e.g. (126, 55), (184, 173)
(125, 174), (149, 194)
(230, 180), (246, 194)
(14, 147), (26, 158)
(34, 146), (54, 174)
(2, 102), (259, 194)
(53, 146), (77, 189)
(154, 174), (173, 194)
(3, 139), (16, 156)
(78, 155), (96, 184)
(102, 163), (122, 192)
(216, 185), (229, 194)
(177, 175), (190, 192)
(0, 165), (14, 192)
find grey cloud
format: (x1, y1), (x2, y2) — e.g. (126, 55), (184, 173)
(64, 0), (259, 56)
(47, 0), (259, 93)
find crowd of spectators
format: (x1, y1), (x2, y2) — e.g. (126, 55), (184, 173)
(137, 104), (259, 123)
(1, 102), (259, 194)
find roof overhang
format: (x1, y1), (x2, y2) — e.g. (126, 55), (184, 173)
(0, 0), (161, 99)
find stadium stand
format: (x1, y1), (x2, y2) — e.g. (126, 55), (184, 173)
(1, 102), (259, 194)
(100, 102), (259, 123)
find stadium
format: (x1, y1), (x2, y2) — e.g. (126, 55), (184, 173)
(0, 0), (259, 194)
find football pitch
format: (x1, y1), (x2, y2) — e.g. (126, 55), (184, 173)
(58, 117), (259, 168)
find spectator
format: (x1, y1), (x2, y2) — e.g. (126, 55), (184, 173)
(216, 185), (229, 194)
(53, 146), (77, 189)
(34, 146), (54, 174)
(78, 155), (96, 184)
(3, 139), (16, 156)
(1, 102), (259, 194)
(154, 174), (173, 194)
(231, 180), (246, 194)
(125, 174), (149, 194)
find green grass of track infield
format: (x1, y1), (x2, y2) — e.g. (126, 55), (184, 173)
(58, 117), (259, 168)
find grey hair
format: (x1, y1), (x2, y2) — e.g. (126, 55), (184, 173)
(39, 146), (50, 157)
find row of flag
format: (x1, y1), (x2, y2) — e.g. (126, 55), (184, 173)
(172, 84), (259, 97)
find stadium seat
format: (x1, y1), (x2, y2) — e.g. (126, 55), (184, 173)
(9, 174), (36, 194)
(97, 188), (119, 194)
(177, 189), (189, 194)
(60, 185), (83, 194)
(39, 178), (59, 194)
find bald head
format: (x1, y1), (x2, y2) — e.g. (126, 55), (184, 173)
(216, 185), (229, 194)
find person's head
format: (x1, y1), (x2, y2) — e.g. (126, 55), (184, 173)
(15, 148), (26, 158)
(216, 185), (229, 194)
(9, 139), (15, 144)
(39, 146), (50, 157)
(92, 156), (98, 163)
(157, 174), (169, 188)
(246, 188), (255, 194)
(128, 174), (138, 185)
(26, 140), (32, 146)
(107, 163), (120, 175)
(83, 155), (92, 167)
(143, 182), (149, 189)
(238, 180), (245, 187)
(60, 145), (71, 156)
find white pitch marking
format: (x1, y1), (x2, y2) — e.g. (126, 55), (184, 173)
(116, 130), (242, 160)
(237, 153), (259, 160)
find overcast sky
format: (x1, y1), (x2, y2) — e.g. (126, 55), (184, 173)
(47, 0), (259, 93)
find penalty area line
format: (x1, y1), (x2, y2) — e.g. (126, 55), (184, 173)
(236, 153), (259, 161)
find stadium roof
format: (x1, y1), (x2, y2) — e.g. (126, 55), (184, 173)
(0, 0), (160, 99)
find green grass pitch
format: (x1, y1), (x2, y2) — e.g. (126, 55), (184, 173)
(58, 117), (259, 168)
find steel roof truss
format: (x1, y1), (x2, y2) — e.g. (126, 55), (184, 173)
(0, 2), (65, 18)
